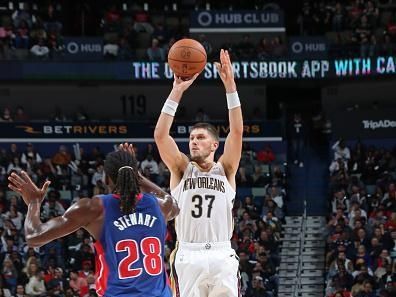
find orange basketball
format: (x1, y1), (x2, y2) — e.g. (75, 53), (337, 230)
(167, 38), (207, 79)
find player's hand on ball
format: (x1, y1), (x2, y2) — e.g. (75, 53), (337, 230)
(8, 171), (51, 205)
(172, 73), (199, 93)
(215, 49), (236, 93)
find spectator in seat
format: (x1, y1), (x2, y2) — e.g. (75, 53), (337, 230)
(90, 164), (104, 187)
(262, 211), (280, 233)
(271, 36), (286, 57)
(78, 260), (94, 279)
(367, 35), (378, 57)
(52, 145), (72, 167)
(68, 270), (87, 296)
(363, 1), (379, 27)
(6, 143), (21, 162)
(133, 9), (153, 34)
(12, 3), (35, 28)
(332, 139), (351, 161)
(42, 191), (65, 218)
(42, 4), (63, 33)
(332, 2), (345, 32)
(47, 29), (64, 59)
(355, 280), (375, 297)
(248, 275), (267, 297)
(25, 269), (46, 297)
(14, 106), (29, 122)
(237, 34), (255, 60)
(13, 20), (30, 49)
(262, 198), (284, 220)
(102, 4), (121, 32)
(198, 34), (213, 58)
(21, 143), (42, 165)
(381, 34), (395, 56)
(15, 284), (28, 297)
(117, 37), (133, 60)
(152, 22), (169, 46)
(0, 268), (13, 297)
(0, 25), (12, 59)
(147, 38), (165, 61)
(30, 39), (49, 60)
(257, 37), (272, 60)
(243, 196), (259, 219)
(140, 154), (159, 183)
(52, 107), (69, 122)
(7, 157), (22, 174)
(268, 186), (284, 209)
(257, 145), (275, 164)
(330, 158), (348, 175)
(0, 107), (12, 122)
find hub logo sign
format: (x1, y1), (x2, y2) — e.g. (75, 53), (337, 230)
(190, 10), (285, 33)
(64, 37), (103, 60)
(289, 36), (328, 59)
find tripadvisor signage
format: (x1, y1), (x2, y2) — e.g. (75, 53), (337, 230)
(2, 56), (396, 80)
(332, 110), (396, 139)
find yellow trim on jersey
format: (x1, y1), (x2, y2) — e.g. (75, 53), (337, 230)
(169, 241), (180, 297)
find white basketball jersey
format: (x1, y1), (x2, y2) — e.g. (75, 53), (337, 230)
(171, 162), (236, 243)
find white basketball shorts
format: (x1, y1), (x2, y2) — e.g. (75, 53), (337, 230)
(169, 241), (240, 297)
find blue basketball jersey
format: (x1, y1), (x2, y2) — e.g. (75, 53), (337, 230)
(94, 193), (172, 297)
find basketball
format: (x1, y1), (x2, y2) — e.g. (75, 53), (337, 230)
(167, 38), (207, 79)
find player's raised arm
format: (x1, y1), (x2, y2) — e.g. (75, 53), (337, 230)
(139, 171), (179, 221)
(154, 74), (198, 178)
(8, 171), (102, 247)
(118, 142), (179, 220)
(216, 50), (244, 183)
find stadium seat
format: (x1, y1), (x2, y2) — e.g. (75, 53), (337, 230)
(135, 48), (148, 59)
(236, 187), (252, 199)
(252, 187), (266, 197)
(260, 164), (270, 175)
(59, 190), (72, 201)
(277, 153), (287, 163)
(365, 184), (376, 195)
(14, 49), (29, 60)
(164, 16), (179, 30)
(6, 190), (19, 199)
(380, 11), (393, 27)
(104, 32), (119, 43)
(253, 195), (265, 208)
(137, 32), (152, 48)
(151, 14), (165, 26)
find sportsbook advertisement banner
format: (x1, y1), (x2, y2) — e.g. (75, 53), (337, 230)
(1, 56), (396, 80)
(0, 121), (280, 140)
(332, 110), (396, 139)
(189, 10), (285, 32)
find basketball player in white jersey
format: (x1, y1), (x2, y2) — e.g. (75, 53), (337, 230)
(154, 49), (243, 297)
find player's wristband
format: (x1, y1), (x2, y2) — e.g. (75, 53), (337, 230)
(161, 99), (179, 116)
(226, 91), (241, 109)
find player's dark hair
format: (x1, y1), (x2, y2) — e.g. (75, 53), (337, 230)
(191, 122), (219, 141)
(104, 150), (140, 214)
